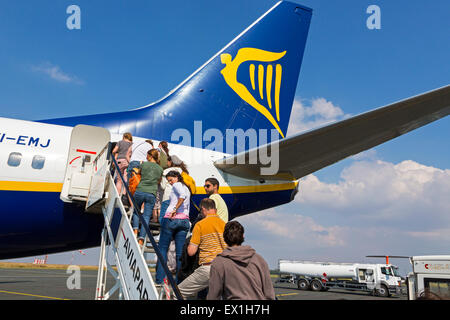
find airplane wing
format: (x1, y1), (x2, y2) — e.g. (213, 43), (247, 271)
(214, 85), (450, 181)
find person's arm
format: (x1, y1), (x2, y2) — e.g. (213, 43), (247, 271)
(112, 145), (119, 159)
(260, 256), (276, 300)
(160, 174), (168, 190)
(187, 243), (198, 257)
(188, 224), (201, 256)
(207, 262), (224, 300)
(169, 198), (185, 218)
(159, 177), (169, 190)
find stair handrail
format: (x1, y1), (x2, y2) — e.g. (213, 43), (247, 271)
(108, 143), (183, 300)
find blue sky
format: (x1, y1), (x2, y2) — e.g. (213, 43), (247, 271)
(1, 1), (449, 272)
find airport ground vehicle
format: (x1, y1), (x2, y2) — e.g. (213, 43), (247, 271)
(407, 255), (450, 300)
(278, 260), (403, 297)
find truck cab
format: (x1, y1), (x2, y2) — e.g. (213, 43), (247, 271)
(355, 264), (402, 296)
(391, 265), (402, 279)
(407, 255), (450, 300)
(381, 264), (403, 295)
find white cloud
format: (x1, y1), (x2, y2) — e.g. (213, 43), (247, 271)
(406, 229), (450, 241)
(237, 208), (347, 248)
(296, 159), (450, 234)
(32, 62), (84, 85)
(287, 97), (351, 136)
(235, 158), (450, 269)
(350, 149), (377, 161)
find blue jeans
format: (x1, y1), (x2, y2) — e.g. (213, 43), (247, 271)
(132, 191), (156, 241)
(159, 200), (170, 224)
(155, 218), (190, 284)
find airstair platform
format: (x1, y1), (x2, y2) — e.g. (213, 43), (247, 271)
(60, 125), (182, 300)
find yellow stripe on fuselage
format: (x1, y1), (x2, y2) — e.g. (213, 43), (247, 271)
(196, 181), (298, 194)
(0, 181), (63, 192)
(0, 180), (297, 194)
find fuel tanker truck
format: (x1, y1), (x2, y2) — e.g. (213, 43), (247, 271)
(278, 260), (403, 297)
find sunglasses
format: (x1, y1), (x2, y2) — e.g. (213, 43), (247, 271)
(204, 184), (212, 188)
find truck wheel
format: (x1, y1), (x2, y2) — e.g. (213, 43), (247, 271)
(310, 279), (323, 292)
(298, 279), (310, 291)
(376, 284), (390, 297)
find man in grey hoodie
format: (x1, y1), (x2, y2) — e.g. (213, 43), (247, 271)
(207, 221), (275, 300)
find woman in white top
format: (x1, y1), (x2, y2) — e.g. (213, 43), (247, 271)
(159, 155), (185, 224)
(155, 170), (191, 285)
(159, 169), (182, 224)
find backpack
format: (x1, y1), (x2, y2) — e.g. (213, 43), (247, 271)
(181, 172), (196, 195)
(128, 167), (141, 195)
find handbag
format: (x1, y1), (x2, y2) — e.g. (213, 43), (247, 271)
(128, 167), (141, 195)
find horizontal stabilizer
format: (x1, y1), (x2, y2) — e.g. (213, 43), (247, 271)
(214, 85), (450, 181)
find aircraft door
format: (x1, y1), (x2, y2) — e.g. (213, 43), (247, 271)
(60, 125), (111, 203)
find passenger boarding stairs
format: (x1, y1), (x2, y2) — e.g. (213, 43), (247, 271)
(60, 125), (183, 300)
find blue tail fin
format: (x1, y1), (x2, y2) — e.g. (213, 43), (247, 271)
(155, 1), (312, 138)
(42, 1), (312, 152)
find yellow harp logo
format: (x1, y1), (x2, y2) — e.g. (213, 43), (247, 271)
(220, 48), (286, 138)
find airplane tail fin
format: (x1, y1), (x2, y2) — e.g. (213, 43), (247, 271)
(148, 1), (312, 150)
(41, 1), (312, 153)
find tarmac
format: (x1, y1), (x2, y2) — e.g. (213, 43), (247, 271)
(0, 265), (407, 300)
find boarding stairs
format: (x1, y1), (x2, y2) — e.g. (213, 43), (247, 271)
(59, 125), (183, 300)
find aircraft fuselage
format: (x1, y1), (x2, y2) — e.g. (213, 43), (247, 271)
(0, 117), (297, 259)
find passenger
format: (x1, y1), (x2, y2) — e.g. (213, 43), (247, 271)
(153, 185), (162, 225)
(131, 149), (163, 246)
(158, 141), (170, 169)
(177, 198), (227, 299)
(159, 156), (183, 224)
(112, 132), (133, 197)
(127, 139), (154, 181)
(125, 139), (153, 208)
(204, 178), (228, 223)
(157, 155), (184, 278)
(152, 144), (168, 220)
(158, 155), (185, 273)
(207, 221), (275, 300)
(155, 170), (191, 285)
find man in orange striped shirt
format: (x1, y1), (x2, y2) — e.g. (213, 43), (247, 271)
(177, 198), (227, 299)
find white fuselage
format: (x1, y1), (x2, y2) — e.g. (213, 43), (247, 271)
(0, 117), (290, 191)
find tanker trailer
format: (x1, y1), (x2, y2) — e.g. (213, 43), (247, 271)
(278, 260), (402, 297)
